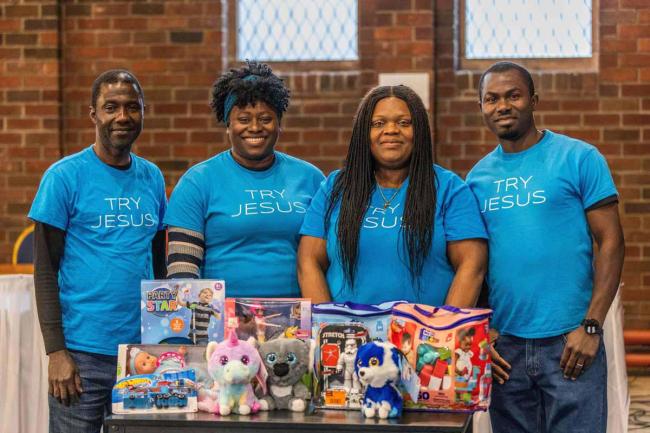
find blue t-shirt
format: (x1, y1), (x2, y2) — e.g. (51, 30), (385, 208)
(300, 165), (487, 306)
(28, 145), (167, 356)
(466, 130), (618, 338)
(164, 151), (324, 298)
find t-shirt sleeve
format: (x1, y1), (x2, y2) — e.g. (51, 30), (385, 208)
(164, 171), (206, 234)
(441, 173), (488, 241)
(299, 176), (330, 239)
(28, 169), (71, 231)
(578, 148), (618, 210)
(156, 168), (167, 231)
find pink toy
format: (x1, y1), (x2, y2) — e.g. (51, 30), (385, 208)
(198, 330), (268, 415)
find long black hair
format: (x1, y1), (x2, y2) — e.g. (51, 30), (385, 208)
(325, 85), (437, 289)
(210, 60), (290, 124)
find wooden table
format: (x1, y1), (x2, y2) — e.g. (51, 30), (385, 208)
(105, 410), (470, 433)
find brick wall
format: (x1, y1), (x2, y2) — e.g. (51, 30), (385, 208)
(0, 0), (60, 260)
(435, 0), (650, 329)
(3, 0), (649, 327)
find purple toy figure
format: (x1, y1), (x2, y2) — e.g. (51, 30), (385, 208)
(198, 330), (268, 415)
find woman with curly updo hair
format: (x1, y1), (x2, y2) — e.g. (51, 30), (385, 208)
(298, 85), (487, 307)
(165, 61), (324, 298)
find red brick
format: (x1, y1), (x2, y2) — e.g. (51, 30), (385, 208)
(620, 54), (650, 67)
(542, 114), (581, 125)
(623, 114), (650, 125)
(0, 19), (21, 32)
(621, 84), (650, 97)
(5, 5), (39, 17)
(620, 0), (650, 6)
(395, 12), (433, 27)
(604, 129), (641, 141)
(600, 68), (638, 82)
(620, 25), (650, 39)
(560, 100), (600, 111)
(76, 19), (110, 30)
(373, 27), (412, 41)
(584, 114), (620, 126)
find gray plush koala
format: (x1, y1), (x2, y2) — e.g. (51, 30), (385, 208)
(258, 337), (313, 412)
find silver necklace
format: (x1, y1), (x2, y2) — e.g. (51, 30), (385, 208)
(376, 183), (401, 209)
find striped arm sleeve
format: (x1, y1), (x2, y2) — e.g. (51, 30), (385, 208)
(166, 226), (205, 278)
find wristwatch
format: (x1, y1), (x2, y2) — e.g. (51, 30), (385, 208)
(581, 318), (603, 335)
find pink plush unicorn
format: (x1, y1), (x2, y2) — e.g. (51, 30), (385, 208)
(198, 330), (268, 415)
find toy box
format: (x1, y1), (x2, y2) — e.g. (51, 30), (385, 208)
(141, 280), (225, 345)
(113, 344), (210, 414)
(311, 301), (405, 409)
(224, 298), (311, 342)
(389, 304), (492, 412)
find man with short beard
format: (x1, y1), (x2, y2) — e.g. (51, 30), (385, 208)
(29, 70), (167, 433)
(466, 62), (624, 433)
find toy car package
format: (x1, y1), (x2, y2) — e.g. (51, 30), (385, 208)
(224, 298), (311, 342)
(141, 280), (225, 345)
(113, 344), (209, 414)
(389, 303), (493, 412)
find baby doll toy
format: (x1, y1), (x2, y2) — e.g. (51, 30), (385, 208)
(128, 346), (188, 376)
(355, 341), (416, 419)
(198, 330), (268, 415)
(258, 337), (313, 412)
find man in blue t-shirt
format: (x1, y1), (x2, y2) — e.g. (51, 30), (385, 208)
(466, 62), (624, 433)
(28, 70), (167, 433)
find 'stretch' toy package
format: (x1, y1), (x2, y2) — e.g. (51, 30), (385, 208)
(224, 298), (311, 342)
(389, 304), (493, 412)
(311, 300), (405, 409)
(141, 280), (225, 345)
(113, 344), (210, 414)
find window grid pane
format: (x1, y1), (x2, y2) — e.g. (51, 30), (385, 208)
(237, 0), (358, 62)
(465, 0), (592, 59)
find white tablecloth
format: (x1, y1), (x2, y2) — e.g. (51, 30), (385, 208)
(0, 275), (48, 433)
(473, 291), (629, 433)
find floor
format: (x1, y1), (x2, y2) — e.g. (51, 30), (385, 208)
(629, 375), (650, 432)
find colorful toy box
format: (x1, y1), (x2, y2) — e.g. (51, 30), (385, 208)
(311, 300), (405, 409)
(141, 280), (225, 345)
(389, 304), (492, 412)
(113, 344), (210, 414)
(224, 298), (311, 342)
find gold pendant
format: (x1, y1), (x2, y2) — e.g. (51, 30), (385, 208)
(383, 202), (389, 209)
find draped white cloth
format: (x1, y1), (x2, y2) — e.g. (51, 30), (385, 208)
(473, 291), (629, 433)
(0, 275), (48, 433)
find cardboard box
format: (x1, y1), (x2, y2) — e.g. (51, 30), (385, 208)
(141, 280), (225, 345)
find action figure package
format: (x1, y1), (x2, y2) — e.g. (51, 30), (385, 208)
(315, 323), (369, 409)
(113, 344), (210, 414)
(311, 301), (406, 409)
(389, 304), (493, 412)
(141, 280), (225, 345)
(224, 298), (312, 342)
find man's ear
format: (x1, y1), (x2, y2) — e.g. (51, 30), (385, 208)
(531, 94), (539, 111)
(89, 105), (97, 124)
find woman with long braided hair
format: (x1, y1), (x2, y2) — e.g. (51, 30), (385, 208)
(298, 85), (487, 306)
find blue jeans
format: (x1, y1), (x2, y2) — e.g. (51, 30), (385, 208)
(489, 334), (607, 433)
(49, 350), (117, 433)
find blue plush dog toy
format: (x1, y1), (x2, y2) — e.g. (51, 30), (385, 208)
(355, 341), (408, 419)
